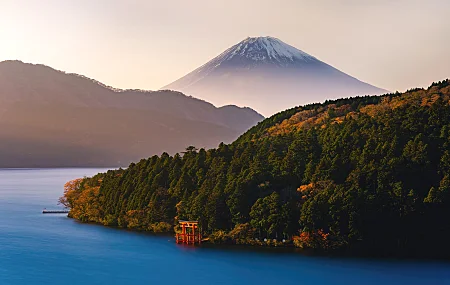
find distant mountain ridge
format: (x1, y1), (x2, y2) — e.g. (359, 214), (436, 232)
(162, 36), (388, 116)
(0, 60), (263, 167)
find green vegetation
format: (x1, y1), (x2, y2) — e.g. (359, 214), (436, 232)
(63, 80), (450, 257)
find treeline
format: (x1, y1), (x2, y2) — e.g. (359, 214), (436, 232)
(63, 80), (450, 257)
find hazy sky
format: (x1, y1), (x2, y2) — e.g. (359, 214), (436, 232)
(1, 0), (449, 95)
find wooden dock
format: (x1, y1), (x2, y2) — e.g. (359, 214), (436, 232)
(42, 209), (69, 214)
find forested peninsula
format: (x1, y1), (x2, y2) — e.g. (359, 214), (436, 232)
(61, 80), (450, 257)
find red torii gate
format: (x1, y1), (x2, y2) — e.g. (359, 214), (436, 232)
(176, 220), (202, 245)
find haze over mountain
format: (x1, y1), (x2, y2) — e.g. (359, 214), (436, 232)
(0, 60), (263, 167)
(163, 36), (388, 116)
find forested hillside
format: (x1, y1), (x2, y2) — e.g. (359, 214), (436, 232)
(62, 80), (450, 257)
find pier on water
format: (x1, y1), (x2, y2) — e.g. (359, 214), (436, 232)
(42, 209), (69, 214)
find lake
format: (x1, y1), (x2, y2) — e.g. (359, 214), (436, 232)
(1, 168), (450, 285)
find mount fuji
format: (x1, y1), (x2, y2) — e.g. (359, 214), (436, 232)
(162, 36), (388, 116)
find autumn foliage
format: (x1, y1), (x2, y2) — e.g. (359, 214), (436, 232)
(61, 80), (450, 257)
(293, 230), (332, 249)
(59, 178), (102, 223)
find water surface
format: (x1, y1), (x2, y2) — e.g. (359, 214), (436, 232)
(1, 168), (449, 285)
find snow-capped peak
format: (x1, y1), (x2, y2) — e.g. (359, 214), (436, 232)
(172, 36), (319, 89)
(238, 36), (315, 61)
(213, 36), (317, 66)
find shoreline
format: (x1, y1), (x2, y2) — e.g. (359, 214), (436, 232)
(67, 216), (450, 262)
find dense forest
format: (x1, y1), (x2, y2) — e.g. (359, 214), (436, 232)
(62, 80), (450, 257)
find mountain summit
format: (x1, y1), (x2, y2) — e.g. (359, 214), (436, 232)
(162, 36), (388, 116)
(203, 36), (317, 67)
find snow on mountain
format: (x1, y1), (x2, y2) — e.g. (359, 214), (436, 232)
(162, 36), (388, 116)
(213, 36), (316, 65)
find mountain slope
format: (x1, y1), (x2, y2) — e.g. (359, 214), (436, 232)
(162, 36), (387, 116)
(65, 80), (450, 257)
(0, 60), (263, 167)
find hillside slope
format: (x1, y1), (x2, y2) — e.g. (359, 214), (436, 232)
(64, 80), (450, 257)
(0, 61), (263, 167)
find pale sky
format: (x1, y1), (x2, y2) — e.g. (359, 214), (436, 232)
(1, 0), (449, 96)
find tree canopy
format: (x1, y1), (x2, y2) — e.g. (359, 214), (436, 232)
(63, 80), (450, 257)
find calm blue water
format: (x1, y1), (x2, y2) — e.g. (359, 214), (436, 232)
(1, 168), (450, 285)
